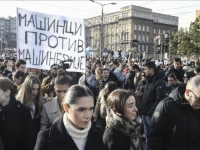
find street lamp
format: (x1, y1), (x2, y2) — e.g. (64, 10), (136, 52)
(90, 0), (116, 57)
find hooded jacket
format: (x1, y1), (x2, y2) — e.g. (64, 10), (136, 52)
(140, 69), (166, 117)
(149, 84), (200, 150)
(165, 65), (185, 83)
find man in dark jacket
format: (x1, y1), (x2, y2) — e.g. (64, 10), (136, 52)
(165, 57), (184, 83)
(124, 64), (136, 91)
(149, 76), (200, 150)
(140, 61), (166, 150)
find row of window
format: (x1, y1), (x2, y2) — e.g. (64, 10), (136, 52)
(134, 34), (149, 42)
(133, 12), (151, 19)
(153, 28), (174, 35)
(153, 18), (177, 25)
(134, 24), (149, 31)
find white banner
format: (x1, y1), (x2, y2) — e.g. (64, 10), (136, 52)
(17, 8), (86, 72)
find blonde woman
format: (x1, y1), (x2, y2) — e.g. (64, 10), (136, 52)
(95, 67), (103, 82)
(16, 74), (43, 133)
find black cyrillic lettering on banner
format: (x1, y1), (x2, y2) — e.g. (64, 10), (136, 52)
(74, 23), (82, 36)
(25, 31), (37, 45)
(80, 56), (84, 70)
(18, 49), (25, 59)
(41, 50), (49, 66)
(57, 20), (66, 34)
(27, 15), (35, 27)
(48, 18), (56, 33)
(39, 33), (47, 46)
(48, 35), (58, 48)
(35, 15), (46, 30)
(49, 51), (56, 65)
(56, 53), (62, 64)
(68, 39), (76, 52)
(58, 36), (67, 49)
(78, 39), (83, 53)
(18, 13), (27, 26)
(32, 49), (39, 66)
(65, 21), (74, 35)
(63, 54), (69, 61)
(25, 49), (31, 64)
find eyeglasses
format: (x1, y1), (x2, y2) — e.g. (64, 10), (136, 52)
(55, 90), (68, 93)
(52, 68), (59, 70)
(189, 90), (200, 101)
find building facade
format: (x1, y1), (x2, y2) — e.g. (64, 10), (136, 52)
(85, 5), (178, 57)
(0, 16), (16, 49)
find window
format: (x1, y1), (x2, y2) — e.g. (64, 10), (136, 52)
(125, 24), (128, 30)
(111, 36), (114, 43)
(111, 28), (114, 33)
(158, 29), (160, 34)
(138, 34), (141, 41)
(111, 18), (113, 22)
(142, 45), (144, 52)
(0, 27), (3, 30)
(138, 25), (141, 31)
(116, 27), (118, 33)
(0, 23), (3, 26)
(134, 24), (137, 30)
(116, 35), (119, 42)
(147, 26), (149, 32)
(138, 45), (140, 51)
(134, 34), (136, 39)
(143, 25), (145, 31)
(146, 35), (149, 42)
(163, 30), (165, 34)
(142, 35), (145, 41)
(154, 28), (156, 34)
(122, 24), (125, 31)
(172, 31), (174, 35)
(125, 33), (128, 40)
(146, 45), (148, 52)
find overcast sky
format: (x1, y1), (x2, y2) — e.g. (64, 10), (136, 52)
(0, 1), (200, 19)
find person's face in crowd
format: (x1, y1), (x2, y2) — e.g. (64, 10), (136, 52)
(6, 60), (14, 67)
(104, 65), (111, 71)
(183, 74), (189, 84)
(14, 77), (22, 86)
(141, 75), (146, 81)
(185, 88), (200, 110)
(51, 65), (59, 76)
(104, 85), (109, 96)
(168, 77), (177, 86)
(144, 66), (153, 77)
(133, 68), (138, 73)
(63, 96), (94, 129)
(102, 70), (109, 80)
(54, 84), (69, 101)
(32, 83), (39, 99)
(16, 64), (26, 72)
(174, 61), (181, 70)
(95, 63), (100, 68)
(123, 95), (138, 120)
(0, 88), (10, 106)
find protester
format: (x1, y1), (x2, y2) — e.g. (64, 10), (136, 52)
(183, 71), (196, 84)
(149, 76), (200, 150)
(79, 65), (97, 98)
(34, 85), (103, 150)
(103, 89), (141, 150)
(93, 81), (118, 131)
(140, 61), (166, 150)
(41, 64), (59, 98)
(16, 74), (43, 133)
(13, 70), (28, 94)
(135, 72), (147, 101)
(40, 69), (72, 130)
(166, 73), (180, 96)
(3, 57), (14, 77)
(165, 57), (184, 83)
(0, 77), (36, 150)
(124, 64), (136, 91)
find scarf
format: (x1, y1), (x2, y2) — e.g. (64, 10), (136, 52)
(106, 109), (141, 150)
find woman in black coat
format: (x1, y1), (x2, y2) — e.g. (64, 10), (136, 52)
(0, 77), (36, 150)
(34, 85), (103, 150)
(103, 89), (141, 150)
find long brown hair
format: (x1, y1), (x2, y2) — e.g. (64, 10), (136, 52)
(16, 74), (43, 118)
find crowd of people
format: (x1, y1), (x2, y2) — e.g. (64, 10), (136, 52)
(0, 54), (200, 150)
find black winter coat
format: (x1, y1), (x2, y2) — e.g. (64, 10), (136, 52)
(0, 97), (36, 150)
(140, 69), (166, 117)
(103, 126), (130, 150)
(149, 84), (200, 150)
(125, 70), (135, 90)
(34, 117), (103, 150)
(165, 66), (185, 83)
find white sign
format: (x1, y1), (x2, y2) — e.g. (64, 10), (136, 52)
(17, 8), (86, 72)
(113, 51), (125, 58)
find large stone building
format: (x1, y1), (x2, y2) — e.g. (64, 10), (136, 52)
(0, 16), (16, 49)
(85, 5), (178, 57)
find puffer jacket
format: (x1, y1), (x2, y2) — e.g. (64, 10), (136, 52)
(93, 89), (107, 119)
(140, 69), (166, 117)
(149, 84), (200, 150)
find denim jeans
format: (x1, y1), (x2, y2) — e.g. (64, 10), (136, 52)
(142, 115), (151, 150)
